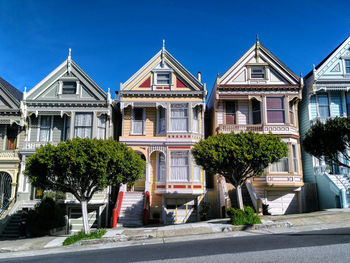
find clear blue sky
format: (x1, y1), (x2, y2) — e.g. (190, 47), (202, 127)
(1, 0), (350, 98)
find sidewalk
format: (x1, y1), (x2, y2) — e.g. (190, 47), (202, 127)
(0, 208), (349, 254)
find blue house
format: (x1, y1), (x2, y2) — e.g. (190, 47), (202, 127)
(300, 36), (350, 210)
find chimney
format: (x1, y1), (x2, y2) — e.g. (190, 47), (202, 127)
(197, 72), (201, 82)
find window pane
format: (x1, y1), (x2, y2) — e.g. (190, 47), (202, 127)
(170, 151), (189, 181)
(292, 144), (298, 173)
(157, 73), (170, 84)
(267, 111), (284, 123)
(39, 116), (51, 141)
(251, 67), (265, 78)
(62, 82), (76, 94)
(270, 157), (289, 172)
(134, 108), (143, 120)
(97, 115), (106, 139)
(192, 108), (199, 133)
(252, 100), (261, 124)
(171, 104), (188, 131)
(74, 113), (92, 138)
(266, 97), (283, 110)
(225, 102), (235, 124)
(158, 152), (166, 181)
(158, 108), (166, 134)
(317, 94), (330, 117)
(346, 60), (350, 73)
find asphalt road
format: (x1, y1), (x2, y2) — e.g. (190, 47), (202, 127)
(3, 227), (350, 263)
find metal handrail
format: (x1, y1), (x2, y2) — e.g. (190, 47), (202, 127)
(0, 199), (14, 218)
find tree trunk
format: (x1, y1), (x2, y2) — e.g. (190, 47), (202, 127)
(236, 184), (244, 210)
(81, 200), (90, 234)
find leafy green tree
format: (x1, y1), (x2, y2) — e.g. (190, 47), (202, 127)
(192, 132), (288, 210)
(25, 138), (145, 234)
(303, 117), (350, 169)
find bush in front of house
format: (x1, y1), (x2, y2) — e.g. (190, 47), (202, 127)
(26, 197), (66, 237)
(63, 229), (107, 246)
(226, 206), (261, 226)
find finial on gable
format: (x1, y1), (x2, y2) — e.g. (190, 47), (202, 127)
(256, 34), (259, 43)
(162, 39), (165, 50)
(255, 35), (261, 63)
(68, 48), (72, 61)
(161, 39), (165, 67)
(23, 86), (27, 100)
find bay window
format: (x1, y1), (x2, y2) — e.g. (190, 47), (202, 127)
(170, 104), (188, 131)
(266, 97), (285, 123)
(97, 115), (107, 139)
(39, 116), (51, 141)
(192, 107), (199, 133)
(270, 157), (289, 172)
(158, 107), (166, 134)
(131, 108), (144, 135)
(157, 152), (166, 181)
(225, 101), (236, 124)
(170, 151), (189, 181)
(74, 113), (92, 138)
(317, 94), (330, 117)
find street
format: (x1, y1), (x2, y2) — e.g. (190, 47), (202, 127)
(2, 227), (350, 263)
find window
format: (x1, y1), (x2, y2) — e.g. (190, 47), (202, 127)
(157, 73), (170, 85)
(317, 94), (330, 117)
(157, 152), (166, 181)
(170, 151), (189, 181)
(63, 115), (70, 141)
(97, 115), (107, 139)
(347, 93), (350, 116)
(252, 99), (261, 124)
(225, 101), (236, 124)
(62, 82), (77, 94)
(266, 97), (285, 123)
(270, 157), (289, 172)
(170, 104), (188, 131)
(289, 101), (295, 125)
(39, 116), (51, 141)
(292, 144), (298, 173)
(251, 66), (265, 79)
(193, 164), (201, 182)
(6, 125), (17, 150)
(192, 107), (200, 133)
(158, 107), (166, 134)
(345, 60), (350, 74)
(132, 108), (144, 135)
(74, 113), (92, 138)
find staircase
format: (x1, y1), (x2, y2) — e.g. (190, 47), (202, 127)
(0, 200), (39, 238)
(118, 192), (144, 227)
(229, 184), (254, 210)
(328, 174), (350, 207)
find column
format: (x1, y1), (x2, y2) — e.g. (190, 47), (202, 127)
(145, 161), (151, 192)
(262, 96), (267, 125)
(285, 96), (290, 125)
(69, 112), (75, 139)
(92, 112), (97, 138)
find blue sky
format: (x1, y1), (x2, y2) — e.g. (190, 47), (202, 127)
(0, 0), (350, 98)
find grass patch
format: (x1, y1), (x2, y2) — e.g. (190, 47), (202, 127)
(227, 206), (262, 226)
(63, 229), (107, 246)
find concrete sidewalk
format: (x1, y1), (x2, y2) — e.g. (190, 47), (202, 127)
(0, 208), (349, 254)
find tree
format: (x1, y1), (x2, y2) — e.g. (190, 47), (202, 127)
(303, 117), (350, 169)
(192, 132), (288, 210)
(25, 138), (145, 234)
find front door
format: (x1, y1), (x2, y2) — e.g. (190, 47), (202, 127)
(6, 125), (17, 150)
(0, 172), (12, 208)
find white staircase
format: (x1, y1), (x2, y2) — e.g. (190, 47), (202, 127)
(328, 174), (350, 207)
(118, 192), (144, 227)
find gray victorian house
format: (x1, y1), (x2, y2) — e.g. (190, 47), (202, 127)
(17, 50), (114, 233)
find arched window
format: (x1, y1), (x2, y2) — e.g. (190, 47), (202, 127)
(157, 152), (166, 181)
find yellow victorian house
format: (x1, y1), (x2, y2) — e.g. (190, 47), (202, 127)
(116, 43), (209, 225)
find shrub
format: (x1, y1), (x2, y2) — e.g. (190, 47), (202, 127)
(26, 197), (66, 237)
(226, 206), (261, 226)
(63, 229), (107, 246)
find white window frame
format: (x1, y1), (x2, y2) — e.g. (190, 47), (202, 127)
(292, 144), (298, 173)
(157, 107), (166, 134)
(131, 107), (145, 135)
(74, 112), (93, 139)
(155, 72), (171, 85)
(192, 107), (200, 133)
(250, 66), (265, 79)
(157, 152), (166, 182)
(170, 103), (188, 132)
(37, 116), (53, 142)
(266, 96), (285, 124)
(170, 151), (189, 182)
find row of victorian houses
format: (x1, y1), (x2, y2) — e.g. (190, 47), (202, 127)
(0, 36), (350, 235)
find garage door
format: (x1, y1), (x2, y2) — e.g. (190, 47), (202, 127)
(165, 198), (197, 224)
(266, 191), (298, 215)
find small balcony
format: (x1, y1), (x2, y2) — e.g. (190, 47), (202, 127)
(22, 141), (59, 152)
(217, 124), (298, 135)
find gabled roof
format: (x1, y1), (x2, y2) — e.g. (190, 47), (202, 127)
(304, 36), (350, 80)
(26, 51), (107, 101)
(121, 47), (204, 91)
(0, 77), (23, 107)
(220, 39), (300, 85)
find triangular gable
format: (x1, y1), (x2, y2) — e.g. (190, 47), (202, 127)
(220, 41), (299, 86)
(122, 48), (204, 92)
(0, 78), (22, 110)
(26, 57), (107, 101)
(311, 36), (350, 80)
